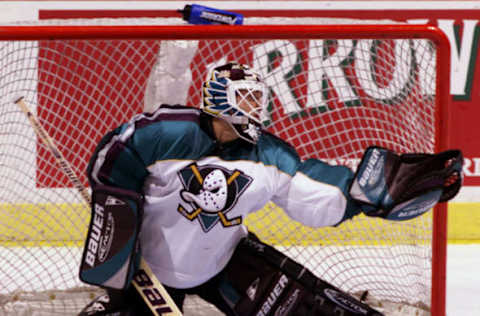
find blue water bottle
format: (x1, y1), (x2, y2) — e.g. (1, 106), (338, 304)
(178, 4), (244, 25)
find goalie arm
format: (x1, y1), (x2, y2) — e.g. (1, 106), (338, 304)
(263, 134), (462, 227)
(262, 134), (361, 227)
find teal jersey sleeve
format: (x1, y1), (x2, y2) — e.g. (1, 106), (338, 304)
(87, 127), (148, 192)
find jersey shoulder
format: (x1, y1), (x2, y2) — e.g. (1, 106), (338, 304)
(127, 105), (213, 163)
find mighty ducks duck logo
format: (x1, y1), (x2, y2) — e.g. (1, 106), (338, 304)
(177, 163), (253, 232)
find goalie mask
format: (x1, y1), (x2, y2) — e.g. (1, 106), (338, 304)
(202, 62), (267, 144)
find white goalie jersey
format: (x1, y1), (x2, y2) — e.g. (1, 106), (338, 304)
(88, 104), (360, 289)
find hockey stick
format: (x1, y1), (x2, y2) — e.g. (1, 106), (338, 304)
(15, 97), (182, 316)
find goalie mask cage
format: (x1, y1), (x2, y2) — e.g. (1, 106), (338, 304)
(0, 24), (451, 316)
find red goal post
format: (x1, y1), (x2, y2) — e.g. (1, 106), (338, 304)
(0, 24), (451, 316)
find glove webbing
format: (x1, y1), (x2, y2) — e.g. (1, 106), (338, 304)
(387, 149), (463, 204)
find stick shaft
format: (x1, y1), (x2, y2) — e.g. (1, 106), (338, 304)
(16, 97), (91, 203)
(15, 97), (182, 316)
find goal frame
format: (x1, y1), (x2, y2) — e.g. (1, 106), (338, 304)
(0, 24), (451, 316)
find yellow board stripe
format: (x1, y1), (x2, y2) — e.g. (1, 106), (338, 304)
(447, 202), (480, 244)
(1, 202), (479, 247)
(0, 203), (89, 247)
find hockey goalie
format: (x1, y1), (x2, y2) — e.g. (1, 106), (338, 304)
(79, 62), (463, 315)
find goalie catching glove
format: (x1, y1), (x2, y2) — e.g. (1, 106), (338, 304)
(349, 146), (463, 221)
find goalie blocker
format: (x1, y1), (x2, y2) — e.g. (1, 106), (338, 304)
(350, 146), (463, 220)
(79, 185), (143, 290)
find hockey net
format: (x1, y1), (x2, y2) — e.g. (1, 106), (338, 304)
(0, 21), (450, 316)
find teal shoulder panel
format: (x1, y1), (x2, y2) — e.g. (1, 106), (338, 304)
(299, 159), (354, 192)
(121, 106), (214, 166)
(256, 133), (300, 176)
(130, 120), (213, 165)
(89, 106), (214, 192)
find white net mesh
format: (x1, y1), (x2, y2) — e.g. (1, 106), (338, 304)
(0, 22), (448, 316)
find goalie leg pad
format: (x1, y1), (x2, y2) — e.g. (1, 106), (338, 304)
(221, 233), (383, 315)
(79, 185), (144, 290)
